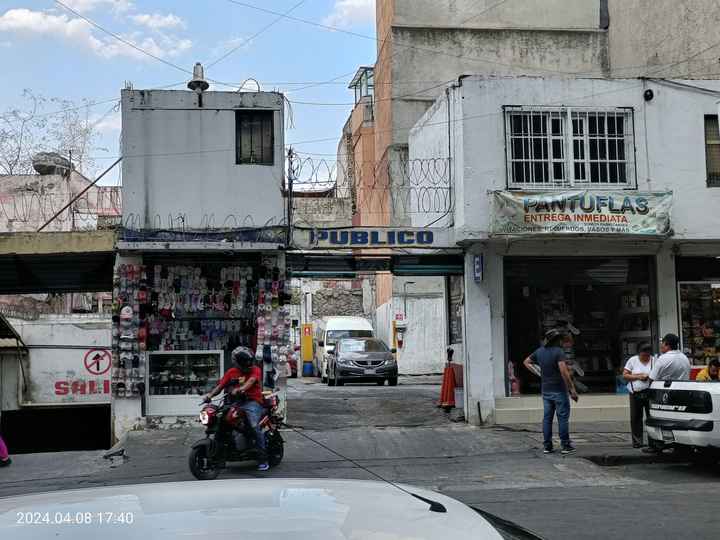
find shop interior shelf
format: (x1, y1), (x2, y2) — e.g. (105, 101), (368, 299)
(618, 307), (651, 315)
(619, 331), (651, 338)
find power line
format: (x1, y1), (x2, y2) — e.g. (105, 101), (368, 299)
(458, 0), (514, 26)
(83, 80), (648, 160)
(223, 0), (598, 77)
(206, 0), (308, 69)
(54, 1), (193, 77)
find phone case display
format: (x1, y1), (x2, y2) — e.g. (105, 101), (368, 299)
(112, 256), (293, 400)
(254, 259), (292, 390)
(148, 352), (221, 395)
(111, 264), (147, 398)
(679, 282), (720, 365)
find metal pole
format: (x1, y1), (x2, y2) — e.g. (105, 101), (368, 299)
(286, 148), (294, 247)
(403, 281), (416, 318)
(37, 157), (122, 232)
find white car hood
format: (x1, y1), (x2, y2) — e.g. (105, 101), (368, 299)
(0, 478), (503, 539)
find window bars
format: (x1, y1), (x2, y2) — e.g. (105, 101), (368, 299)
(505, 106), (636, 190)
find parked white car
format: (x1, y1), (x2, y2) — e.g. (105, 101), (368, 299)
(646, 380), (720, 459)
(0, 479), (512, 539)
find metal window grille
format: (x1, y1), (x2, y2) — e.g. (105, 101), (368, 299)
(705, 115), (720, 187)
(236, 110), (274, 165)
(505, 106), (636, 190)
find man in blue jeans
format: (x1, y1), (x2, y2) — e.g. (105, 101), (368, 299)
(523, 329), (579, 455)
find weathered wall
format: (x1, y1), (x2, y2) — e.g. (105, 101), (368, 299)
(121, 89), (285, 230)
(608, 0), (720, 78)
(0, 351), (21, 411)
(394, 0), (601, 29)
(11, 316), (111, 406)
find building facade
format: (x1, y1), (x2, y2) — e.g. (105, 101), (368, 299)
(112, 79), (291, 441)
(410, 76), (720, 425)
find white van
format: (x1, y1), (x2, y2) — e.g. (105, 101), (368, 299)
(315, 317), (374, 382)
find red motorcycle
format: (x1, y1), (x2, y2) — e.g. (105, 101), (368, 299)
(188, 385), (284, 480)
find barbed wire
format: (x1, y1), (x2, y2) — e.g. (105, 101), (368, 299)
(0, 184), (121, 229)
(289, 154), (452, 225)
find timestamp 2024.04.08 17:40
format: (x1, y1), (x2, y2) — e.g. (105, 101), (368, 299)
(16, 512), (135, 525)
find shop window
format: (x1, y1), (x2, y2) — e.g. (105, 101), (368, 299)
(504, 257), (656, 396)
(705, 115), (720, 187)
(235, 110), (274, 165)
(505, 107), (635, 189)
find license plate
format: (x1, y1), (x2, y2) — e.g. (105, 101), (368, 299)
(364, 369), (375, 375)
(661, 430), (675, 442)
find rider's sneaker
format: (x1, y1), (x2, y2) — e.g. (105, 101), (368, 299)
(257, 462), (270, 472)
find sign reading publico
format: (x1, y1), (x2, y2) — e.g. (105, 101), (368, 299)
(296, 227), (454, 249)
(491, 190), (673, 236)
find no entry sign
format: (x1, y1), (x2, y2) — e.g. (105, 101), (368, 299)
(84, 349), (112, 375)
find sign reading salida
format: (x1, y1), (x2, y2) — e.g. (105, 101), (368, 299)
(492, 190), (672, 236)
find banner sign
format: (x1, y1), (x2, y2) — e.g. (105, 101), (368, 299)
(294, 227), (455, 250)
(491, 191), (672, 236)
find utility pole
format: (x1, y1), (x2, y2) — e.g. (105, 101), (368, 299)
(286, 147), (295, 247)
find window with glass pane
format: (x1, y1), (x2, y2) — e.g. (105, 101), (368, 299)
(506, 107), (634, 189)
(705, 115), (720, 187)
(236, 110), (274, 165)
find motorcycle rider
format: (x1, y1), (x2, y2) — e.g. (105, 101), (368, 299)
(204, 346), (269, 471)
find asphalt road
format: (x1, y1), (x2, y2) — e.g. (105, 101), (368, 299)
(2, 377), (719, 539)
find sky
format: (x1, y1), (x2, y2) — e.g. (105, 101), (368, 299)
(0, 0), (377, 183)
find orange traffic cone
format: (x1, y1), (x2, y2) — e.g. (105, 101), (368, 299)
(438, 348), (456, 410)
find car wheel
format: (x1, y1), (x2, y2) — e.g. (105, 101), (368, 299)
(335, 369), (344, 387)
(388, 377), (398, 386)
(327, 364), (336, 386)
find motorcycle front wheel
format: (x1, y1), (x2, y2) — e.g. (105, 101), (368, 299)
(188, 445), (220, 480)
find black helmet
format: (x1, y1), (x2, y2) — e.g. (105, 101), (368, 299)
(231, 346), (254, 369)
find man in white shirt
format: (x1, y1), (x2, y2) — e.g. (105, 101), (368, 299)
(623, 344), (654, 448)
(649, 333), (691, 382)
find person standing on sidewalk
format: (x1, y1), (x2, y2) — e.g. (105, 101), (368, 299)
(649, 334), (691, 382)
(623, 344), (654, 448)
(0, 433), (10, 467)
(523, 329), (579, 455)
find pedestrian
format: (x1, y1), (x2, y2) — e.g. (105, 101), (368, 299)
(649, 333), (691, 382)
(0, 433), (10, 467)
(623, 343), (654, 448)
(694, 358), (719, 381)
(523, 329), (579, 455)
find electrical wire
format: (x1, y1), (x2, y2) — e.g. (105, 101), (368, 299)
(205, 0), (308, 69)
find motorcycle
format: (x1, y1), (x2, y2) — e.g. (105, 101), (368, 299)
(188, 382), (285, 480)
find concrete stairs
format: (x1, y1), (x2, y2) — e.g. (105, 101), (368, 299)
(495, 394), (629, 424)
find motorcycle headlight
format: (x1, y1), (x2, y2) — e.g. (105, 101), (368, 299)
(199, 410), (209, 425)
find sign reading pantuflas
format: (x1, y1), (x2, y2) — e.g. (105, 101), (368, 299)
(293, 227), (455, 249)
(491, 191), (673, 236)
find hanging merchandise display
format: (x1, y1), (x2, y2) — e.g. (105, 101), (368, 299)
(111, 255), (292, 407)
(111, 264), (146, 398)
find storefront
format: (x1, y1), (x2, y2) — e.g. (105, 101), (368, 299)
(505, 257), (657, 395)
(676, 257), (720, 369)
(111, 246), (292, 421)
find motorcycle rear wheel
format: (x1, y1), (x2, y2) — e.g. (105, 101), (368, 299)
(188, 446), (220, 480)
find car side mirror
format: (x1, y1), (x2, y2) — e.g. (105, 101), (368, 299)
(318, 341), (324, 347)
(391, 348), (397, 354)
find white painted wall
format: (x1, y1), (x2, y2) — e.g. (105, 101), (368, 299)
(121, 89), (285, 230)
(11, 316), (111, 406)
(410, 76), (720, 242)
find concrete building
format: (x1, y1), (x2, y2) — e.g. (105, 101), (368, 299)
(113, 72), (290, 441)
(409, 75), (720, 425)
(121, 87), (285, 230)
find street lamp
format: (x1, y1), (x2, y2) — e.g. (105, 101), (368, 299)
(403, 281), (416, 319)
